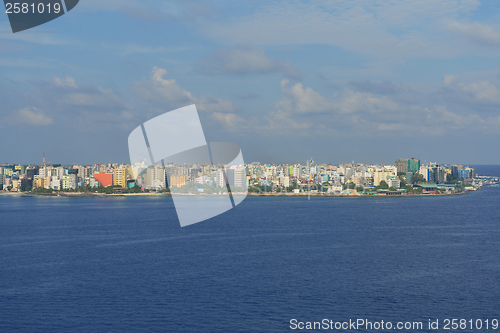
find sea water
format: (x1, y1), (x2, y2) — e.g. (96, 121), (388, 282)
(1, 185), (500, 332)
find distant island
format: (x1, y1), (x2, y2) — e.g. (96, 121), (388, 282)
(1, 157), (499, 197)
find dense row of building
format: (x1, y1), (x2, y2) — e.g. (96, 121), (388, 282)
(245, 158), (475, 192)
(396, 158), (475, 184)
(0, 158), (475, 193)
(0, 162), (247, 192)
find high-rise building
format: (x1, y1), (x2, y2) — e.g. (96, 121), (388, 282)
(345, 167), (353, 177)
(74, 165), (91, 180)
(38, 166), (51, 178)
(234, 168), (246, 188)
(458, 167), (475, 179)
(20, 178), (32, 191)
(146, 165), (166, 189)
(419, 166), (434, 182)
(49, 176), (60, 190)
(373, 169), (397, 186)
(113, 168), (127, 188)
(54, 167), (65, 180)
(408, 158), (420, 174)
(169, 175), (186, 187)
(226, 168), (235, 187)
(226, 168), (245, 188)
(61, 176), (70, 190)
(93, 172), (113, 187)
(25, 166), (39, 179)
(34, 178), (44, 189)
(435, 166), (446, 183)
(387, 178), (401, 189)
(216, 169), (227, 188)
(292, 165), (302, 179)
(61, 174), (77, 190)
(405, 172), (413, 184)
(283, 176), (290, 187)
(396, 159), (409, 173)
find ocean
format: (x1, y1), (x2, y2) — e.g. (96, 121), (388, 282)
(1, 185), (500, 332)
(470, 165), (500, 177)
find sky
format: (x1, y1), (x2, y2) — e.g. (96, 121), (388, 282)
(1, 0), (500, 165)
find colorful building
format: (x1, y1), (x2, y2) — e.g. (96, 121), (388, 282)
(93, 172), (113, 187)
(169, 174), (186, 188)
(113, 168), (127, 188)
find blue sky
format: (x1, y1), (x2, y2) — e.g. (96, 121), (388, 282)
(1, 0), (500, 165)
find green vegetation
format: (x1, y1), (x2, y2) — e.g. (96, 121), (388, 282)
(344, 182), (356, 190)
(32, 187), (54, 193)
(398, 175), (407, 187)
(445, 176), (464, 184)
(401, 185), (422, 193)
(410, 173), (426, 184)
(29, 184), (167, 195)
(286, 182), (299, 192)
(378, 180), (389, 189)
(248, 186), (260, 193)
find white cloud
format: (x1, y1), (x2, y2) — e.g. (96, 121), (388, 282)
(260, 78), (489, 137)
(337, 89), (400, 114)
(443, 75), (500, 104)
(423, 105), (482, 128)
(263, 109), (312, 131)
(357, 103), (483, 136)
(447, 21), (500, 46)
(48, 76), (130, 110)
(58, 87), (126, 108)
(134, 66), (195, 107)
(198, 45), (301, 79)
(53, 76), (78, 88)
(444, 75), (457, 86)
(461, 81), (500, 103)
(11, 107), (53, 126)
(211, 112), (244, 129)
(8, 76), (136, 132)
(275, 81), (400, 115)
(197, 94), (235, 113)
(276, 80), (332, 113)
(134, 66), (235, 113)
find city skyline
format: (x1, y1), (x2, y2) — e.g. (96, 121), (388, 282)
(0, 157), (479, 191)
(0, 156), (484, 168)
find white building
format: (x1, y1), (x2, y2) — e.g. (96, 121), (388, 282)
(50, 176), (60, 190)
(146, 165), (166, 189)
(373, 168), (397, 186)
(387, 178), (401, 189)
(282, 176), (290, 187)
(216, 169), (226, 188)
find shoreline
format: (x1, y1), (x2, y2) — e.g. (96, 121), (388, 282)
(0, 191), (471, 198)
(248, 191), (469, 197)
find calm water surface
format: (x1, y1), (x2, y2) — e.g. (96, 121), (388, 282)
(1, 187), (500, 332)
(470, 165), (500, 177)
